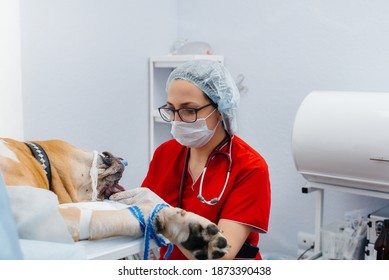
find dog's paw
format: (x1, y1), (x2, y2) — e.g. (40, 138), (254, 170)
(154, 207), (230, 259)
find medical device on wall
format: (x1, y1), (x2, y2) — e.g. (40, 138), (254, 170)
(291, 90), (389, 259)
(292, 90), (389, 193)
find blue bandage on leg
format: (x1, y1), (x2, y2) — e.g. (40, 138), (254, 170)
(128, 203), (173, 260)
(128, 205), (145, 233)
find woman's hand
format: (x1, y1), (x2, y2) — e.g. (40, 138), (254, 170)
(108, 187), (167, 205)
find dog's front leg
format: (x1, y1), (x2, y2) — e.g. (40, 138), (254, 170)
(59, 208), (146, 241)
(90, 209), (148, 240)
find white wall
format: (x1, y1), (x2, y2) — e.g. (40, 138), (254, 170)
(16, 0), (389, 259)
(20, 0), (177, 186)
(177, 0), (389, 258)
(0, 0), (24, 140)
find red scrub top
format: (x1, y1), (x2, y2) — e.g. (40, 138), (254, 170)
(142, 135), (271, 259)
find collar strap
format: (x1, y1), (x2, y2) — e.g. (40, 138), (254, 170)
(25, 142), (53, 190)
(128, 203), (173, 260)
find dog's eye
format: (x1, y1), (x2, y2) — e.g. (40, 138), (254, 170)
(101, 152), (113, 166)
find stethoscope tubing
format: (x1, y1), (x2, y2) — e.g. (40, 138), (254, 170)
(178, 135), (233, 207)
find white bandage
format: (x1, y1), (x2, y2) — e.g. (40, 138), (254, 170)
(90, 150), (99, 201)
(79, 208), (92, 240)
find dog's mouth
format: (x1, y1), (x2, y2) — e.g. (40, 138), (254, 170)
(98, 177), (126, 200)
(102, 180), (126, 199)
(96, 151), (126, 200)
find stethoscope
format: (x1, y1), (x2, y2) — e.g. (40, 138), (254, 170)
(178, 135), (233, 207)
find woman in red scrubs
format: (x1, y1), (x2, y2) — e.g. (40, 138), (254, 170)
(115, 60), (270, 259)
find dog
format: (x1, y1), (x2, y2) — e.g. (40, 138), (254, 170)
(0, 138), (229, 259)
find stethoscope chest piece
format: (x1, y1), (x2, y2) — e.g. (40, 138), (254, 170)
(197, 194), (219, 205)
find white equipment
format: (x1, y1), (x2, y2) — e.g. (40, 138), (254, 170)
(292, 91), (389, 259)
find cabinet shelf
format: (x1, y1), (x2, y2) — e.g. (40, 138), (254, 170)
(151, 55), (224, 68)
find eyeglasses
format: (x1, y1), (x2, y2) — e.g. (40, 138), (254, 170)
(158, 103), (213, 123)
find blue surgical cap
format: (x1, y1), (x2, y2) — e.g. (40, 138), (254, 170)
(166, 59), (240, 135)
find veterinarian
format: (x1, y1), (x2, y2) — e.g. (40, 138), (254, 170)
(113, 60), (271, 259)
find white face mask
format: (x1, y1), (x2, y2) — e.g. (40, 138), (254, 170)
(171, 109), (219, 148)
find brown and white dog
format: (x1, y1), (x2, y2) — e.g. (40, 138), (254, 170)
(0, 138), (229, 259)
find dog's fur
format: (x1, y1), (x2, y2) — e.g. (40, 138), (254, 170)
(0, 138), (229, 259)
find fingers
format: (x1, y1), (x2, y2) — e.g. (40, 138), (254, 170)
(109, 189), (135, 202)
(110, 188), (137, 200)
(109, 188), (147, 205)
(112, 197), (136, 205)
(108, 187), (163, 206)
